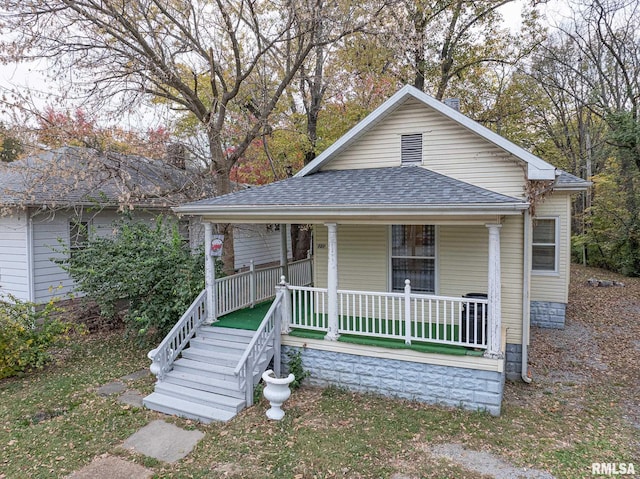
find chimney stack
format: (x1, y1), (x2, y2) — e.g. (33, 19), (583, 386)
(166, 143), (187, 169)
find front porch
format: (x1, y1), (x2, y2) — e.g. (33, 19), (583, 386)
(216, 290), (487, 358)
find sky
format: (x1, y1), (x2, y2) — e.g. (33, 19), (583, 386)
(0, 0), (571, 130)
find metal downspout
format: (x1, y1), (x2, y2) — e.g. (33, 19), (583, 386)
(521, 208), (532, 384)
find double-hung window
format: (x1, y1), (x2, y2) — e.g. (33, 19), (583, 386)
(532, 218), (558, 273)
(391, 225), (436, 292)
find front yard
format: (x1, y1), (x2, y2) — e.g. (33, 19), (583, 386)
(0, 265), (638, 478)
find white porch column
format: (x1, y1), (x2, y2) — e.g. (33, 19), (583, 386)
(204, 222), (216, 324)
(325, 223), (339, 341)
(485, 223), (503, 358)
(280, 224), (289, 281)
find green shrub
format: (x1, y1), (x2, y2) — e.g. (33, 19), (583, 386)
(60, 216), (205, 343)
(0, 296), (72, 379)
(287, 349), (310, 389)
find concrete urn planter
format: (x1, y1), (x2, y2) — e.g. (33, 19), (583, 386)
(262, 369), (295, 420)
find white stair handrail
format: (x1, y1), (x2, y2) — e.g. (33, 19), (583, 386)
(148, 289), (207, 381)
(234, 289), (284, 406)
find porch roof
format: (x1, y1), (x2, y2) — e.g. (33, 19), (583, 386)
(175, 166), (529, 222)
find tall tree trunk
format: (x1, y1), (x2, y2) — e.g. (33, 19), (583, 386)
(209, 127), (236, 275)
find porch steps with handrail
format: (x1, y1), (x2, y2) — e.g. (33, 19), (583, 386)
(143, 326), (273, 423)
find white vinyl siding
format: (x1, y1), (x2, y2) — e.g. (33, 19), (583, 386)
(313, 219), (524, 344)
(32, 209), (158, 303)
(184, 218), (293, 271)
(32, 212), (74, 302)
(438, 225), (488, 298)
(0, 214), (29, 301)
(438, 218), (524, 344)
(499, 216), (525, 343)
(314, 224), (388, 292)
(322, 97), (526, 198)
(531, 193), (571, 304)
(232, 224), (292, 270)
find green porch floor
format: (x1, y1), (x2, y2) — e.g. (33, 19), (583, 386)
(212, 301), (482, 357)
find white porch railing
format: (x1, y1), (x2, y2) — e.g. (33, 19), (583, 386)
(288, 282), (488, 349)
(148, 289), (207, 380)
(216, 258), (313, 317)
(234, 289), (284, 406)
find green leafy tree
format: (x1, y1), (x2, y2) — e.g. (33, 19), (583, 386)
(0, 0), (389, 274)
(0, 124), (24, 163)
(60, 217), (205, 342)
(0, 296), (73, 379)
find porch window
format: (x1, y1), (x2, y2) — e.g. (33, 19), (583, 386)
(391, 225), (435, 292)
(532, 218), (558, 272)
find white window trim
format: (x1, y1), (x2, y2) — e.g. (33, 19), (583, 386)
(531, 216), (560, 276)
(388, 225), (438, 293)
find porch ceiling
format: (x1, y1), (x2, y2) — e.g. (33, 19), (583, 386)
(175, 166), (529, 223)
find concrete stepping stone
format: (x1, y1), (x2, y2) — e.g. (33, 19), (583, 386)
(122, 419), (204, 463)
(118, 389), (144, 408)
(66, 455), (152, 479)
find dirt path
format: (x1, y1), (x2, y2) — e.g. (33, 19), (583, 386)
(508, 265), (640, 444)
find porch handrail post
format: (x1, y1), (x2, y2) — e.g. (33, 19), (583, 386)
(485, 223), (503, 358)
(250, 260), (256, 308)
(274, 299), (282, 377)
(325, 223), (340, 340)
(276, 276), (292, 334)
(280, 224), (289, 281)
(404, 279), (412, 345)
(204, 222), (217, 323)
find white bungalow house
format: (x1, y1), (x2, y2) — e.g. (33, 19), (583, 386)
(144, 85), (589, 422)
(0, 146), (292, 304)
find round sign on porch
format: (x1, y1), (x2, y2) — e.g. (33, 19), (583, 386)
(210, 234), (224, 257)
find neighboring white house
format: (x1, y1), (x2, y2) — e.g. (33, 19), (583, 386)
(0, 146), (290, 303)
(170, 85), (590, 416)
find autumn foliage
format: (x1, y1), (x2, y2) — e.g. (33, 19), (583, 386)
(37, 107), (170, 160)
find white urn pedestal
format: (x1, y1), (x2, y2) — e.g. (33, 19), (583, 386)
(262, 369), (295, 420)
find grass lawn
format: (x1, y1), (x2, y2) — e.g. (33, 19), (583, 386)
(1, 265), (638, 478)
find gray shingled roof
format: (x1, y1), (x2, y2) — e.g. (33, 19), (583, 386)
(0, 146), (214, 209)
(556, 169), (591, 189)
(182, 166), (526, 209)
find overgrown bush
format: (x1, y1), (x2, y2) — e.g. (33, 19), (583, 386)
(60, 216), (205, 343)
(0, 296), (72, 379)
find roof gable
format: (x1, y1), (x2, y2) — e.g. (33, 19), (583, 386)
(297, 85), (557, 181)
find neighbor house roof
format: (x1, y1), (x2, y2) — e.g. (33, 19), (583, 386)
(175, 166), (529, 223)
(296, 85), (558, 181)
(0, 146), (213, 210)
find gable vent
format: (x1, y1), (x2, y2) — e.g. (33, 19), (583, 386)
(401, 133), (423, 166)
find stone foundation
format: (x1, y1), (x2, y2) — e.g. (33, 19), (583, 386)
(530, 301), (566, 329)
(282, 345), (505, 416)
(505, 343), (522, 381)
